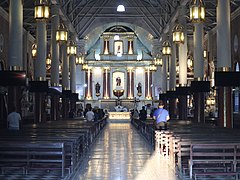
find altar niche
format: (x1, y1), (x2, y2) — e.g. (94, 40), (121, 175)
(112, 71), (125, 90)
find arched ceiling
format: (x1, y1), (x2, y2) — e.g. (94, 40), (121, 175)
(1, 0), (240, 53)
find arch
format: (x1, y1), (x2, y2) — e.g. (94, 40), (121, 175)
(83, 22), (154, 54)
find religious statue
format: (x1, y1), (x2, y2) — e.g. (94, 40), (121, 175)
(116, 77), (121, 86)
(95, 82), (101, 97)
(137, 82), (142, 96)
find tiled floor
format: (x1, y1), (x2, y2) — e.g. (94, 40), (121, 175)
(72, 121), (177, 180)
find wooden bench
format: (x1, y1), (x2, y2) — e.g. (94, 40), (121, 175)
(189, 143), (240, 179)
(194, 172), (238, 180)
(0, 141), (66, 178)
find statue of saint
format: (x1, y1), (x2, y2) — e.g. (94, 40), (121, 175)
(116, 77), (121, 86)
(95, 82), (101, 96)
(137, 82), (142, 94)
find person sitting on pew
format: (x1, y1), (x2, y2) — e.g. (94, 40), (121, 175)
(139, 106), (147, 121)
(153, 100), (170, 130)
(7, 106), (22, 130)
(85, 107), (95, 121)
(69, 108), (75, 118)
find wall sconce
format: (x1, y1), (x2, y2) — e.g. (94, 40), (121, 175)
(82, 63), (89, 71)
(149, 64), (157, 71)
(56, 23), (68, 43)
(162, 40), (171, 56)
(32, 43), (37, 58)
(172, 24), (185, 44)
(67, 40), (77, 55)
(154, 55), (163, 66)
(76, 55), (84, 65)
(34, 0), (50, 21)
(190, 0), (205, 23)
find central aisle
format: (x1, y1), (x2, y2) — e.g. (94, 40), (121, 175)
(72, 121), (177, 180)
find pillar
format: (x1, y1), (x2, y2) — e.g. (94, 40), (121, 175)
(169, 41), (177, 119)
(193, 23), (205, 123)
(177, 6), (188, 120)
(62, 43), (69, 90)
(69, 47), (76, 113)
(61, 38), (69, 119)
(127, 68), (134, 98)
(70, 55), (76, 93)
(50, 4), (60, 121)
(34, 11), (48, 123)
(217, 0), (232, 128)
(7, 0), (23, 127)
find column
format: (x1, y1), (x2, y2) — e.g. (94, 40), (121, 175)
(69, 49), (76, 115)
(70, 55), (76, 93)
(127, 68), (134, 98)
(178, 6), (188, 120)
(51, 4), (60, 86)
(50, 4), (60, 121)
(85, 69), (92, 99)
(61, 42), (69, 119)
(145, 68), (152, 99)
(62, 43), (69, 90)
(35, 22), (47, 80)
(7, 0), (23, 126)
(9, 0), (23, 69)
(217, 0), (232, 128)
(193, 23), (205, 123)
(103, 38), (109, 54)
(34, 14), (48, 123)
(103, 68), (110, 99)
(128, 39), (134, 54)
(169, 40), (177, 119)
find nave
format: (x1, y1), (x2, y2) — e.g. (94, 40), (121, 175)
(71, 122), (177, 180)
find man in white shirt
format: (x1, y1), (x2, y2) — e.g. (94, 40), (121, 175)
(7, 106), (21, 130)
(85, 108), (95, 121)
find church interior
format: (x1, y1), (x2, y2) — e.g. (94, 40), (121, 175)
(1, 0), (240, 179)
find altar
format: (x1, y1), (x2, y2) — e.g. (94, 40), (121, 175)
(108, 112), (131, 120)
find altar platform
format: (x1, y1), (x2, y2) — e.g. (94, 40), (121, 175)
(108, 112), (131, 120)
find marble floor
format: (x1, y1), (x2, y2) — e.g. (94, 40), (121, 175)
(71, 121), (178, 180)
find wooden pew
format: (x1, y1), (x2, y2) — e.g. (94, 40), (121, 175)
(189, 143), (240, 179)
(0, 141), (66, 178)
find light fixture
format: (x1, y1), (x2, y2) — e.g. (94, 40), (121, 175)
(176, 64), (179, 74)
(149, 64), (157, 71)
(190, 0), (205, 23)
(154, 55), (163, 66)
(31, 43), (37, 58)
(59, 65), (62, 74)
(162, 40), (171, 56)
(172, 24), (185, 44)
(46, 53), (51, 70)
(187, 55), (194, 70)
(67, 40), (77, 55)
(114, 34), (120, 40)
(203, 50), (208, 59)
(76, 55), (84, 65)
(56, 23), (68, 43)
(82, 63), (89, 71)
(34, 0), (50, 21)
(117, 4), (125, 12)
